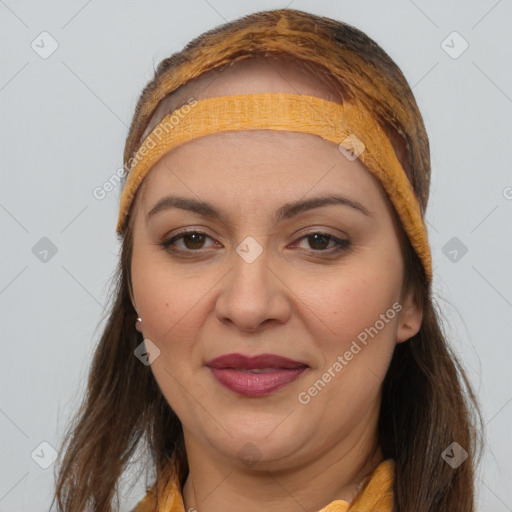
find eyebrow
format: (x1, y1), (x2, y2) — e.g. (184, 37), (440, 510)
(146, 194), (373, 225)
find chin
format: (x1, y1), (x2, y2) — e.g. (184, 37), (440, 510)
(204, 418), (309, 469)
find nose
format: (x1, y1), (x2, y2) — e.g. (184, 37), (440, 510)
(214, 243), (291, 333)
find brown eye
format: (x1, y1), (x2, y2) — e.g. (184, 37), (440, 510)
(306, 233), (331, 250)
(294, 232), (351, 254)
(159, 231), (216, 252)
(181, 232), (207, 250)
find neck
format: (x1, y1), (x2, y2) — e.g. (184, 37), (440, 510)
(181, 410), (382, 512)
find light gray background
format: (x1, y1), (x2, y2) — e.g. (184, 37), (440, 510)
(1, 1), (511, 510)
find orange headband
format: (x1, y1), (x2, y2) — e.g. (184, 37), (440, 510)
(117, 92), (432, 283)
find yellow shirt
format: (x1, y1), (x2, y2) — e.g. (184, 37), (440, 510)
(133, 457), (394, 512)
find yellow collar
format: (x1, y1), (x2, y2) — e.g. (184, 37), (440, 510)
(133, 458), (394, 512)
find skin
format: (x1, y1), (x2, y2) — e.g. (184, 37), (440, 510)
(130, 57), (422, 512)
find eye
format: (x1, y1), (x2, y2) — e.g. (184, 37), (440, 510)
(159, 230), (216, 252)
(293, 232), (352, 254)
(159, 230), (351, 256)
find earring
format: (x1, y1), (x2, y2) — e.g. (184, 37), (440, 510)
(135, 317), (142, 329)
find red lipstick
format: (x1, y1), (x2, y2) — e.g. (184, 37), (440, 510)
(205, 353), (308, 397)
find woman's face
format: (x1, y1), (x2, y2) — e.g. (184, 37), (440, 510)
(130, 59), (422, 471)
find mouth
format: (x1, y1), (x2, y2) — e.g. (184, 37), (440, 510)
(205, 353), (309, 397)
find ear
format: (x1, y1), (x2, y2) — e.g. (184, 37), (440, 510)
(135, 320), (143, 334)
(396, 288), (423, 344)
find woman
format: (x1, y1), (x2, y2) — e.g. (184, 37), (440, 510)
(52, 8), (481, 512)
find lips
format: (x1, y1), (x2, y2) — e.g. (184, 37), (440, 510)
(206, 353), (308, 370)
(205, 353), (309, 397)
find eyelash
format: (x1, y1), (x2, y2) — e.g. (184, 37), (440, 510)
(158, 229), (352, 256)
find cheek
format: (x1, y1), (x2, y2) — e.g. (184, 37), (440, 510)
(293, 274), (398, 426)
(296, 266), (399, 350)
(131, 242), (206, 340)
(131, 250), (211, 410)
(292, 267), (400, 408)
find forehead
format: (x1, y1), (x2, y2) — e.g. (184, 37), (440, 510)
(135, 128), (388, 221)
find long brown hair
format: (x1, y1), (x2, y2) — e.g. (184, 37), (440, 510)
(52, 8), (482, 511)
